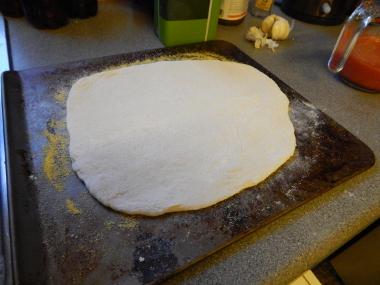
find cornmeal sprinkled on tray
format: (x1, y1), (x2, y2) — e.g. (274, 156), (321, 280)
(42, 118), (71, 191)
(65, 199), (82, 215)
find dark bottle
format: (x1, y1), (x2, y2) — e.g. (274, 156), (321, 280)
(218, 0), (249, 26)
(64, 0), (98, 19)
(19, 0), (68, 29)
(0, 0), (24, 18)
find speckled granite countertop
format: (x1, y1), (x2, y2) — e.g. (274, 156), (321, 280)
(4, 0), (380, 284)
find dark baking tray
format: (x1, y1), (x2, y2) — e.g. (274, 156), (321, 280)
(1, 40), (375, 284)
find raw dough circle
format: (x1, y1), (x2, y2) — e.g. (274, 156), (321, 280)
(66, 60), (296, 216)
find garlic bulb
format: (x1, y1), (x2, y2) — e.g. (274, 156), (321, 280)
(261, 15), (277, 35)
(261, 15), (290, 40)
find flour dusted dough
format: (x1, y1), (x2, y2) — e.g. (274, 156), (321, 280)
(66, 60), (296, 216)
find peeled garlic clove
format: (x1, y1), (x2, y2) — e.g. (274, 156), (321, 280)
(271, 17), (290, 40)
(254, 39), (262, 49)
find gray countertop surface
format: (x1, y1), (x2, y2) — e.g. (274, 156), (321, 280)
(5, 0), (380, 284)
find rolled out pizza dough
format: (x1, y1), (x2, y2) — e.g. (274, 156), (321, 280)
(66, 60), (296, 216)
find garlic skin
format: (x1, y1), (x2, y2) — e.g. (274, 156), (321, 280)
(246, 26), (264, 42)
(261, 15), (290, 40)
(245, 26), (279, 52)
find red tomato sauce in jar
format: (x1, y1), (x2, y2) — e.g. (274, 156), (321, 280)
(338, 36), (380, 92)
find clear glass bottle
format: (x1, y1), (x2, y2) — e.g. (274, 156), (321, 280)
(251, 0), (275, 18)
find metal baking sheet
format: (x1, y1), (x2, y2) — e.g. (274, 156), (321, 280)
(1, 40), (375, 284)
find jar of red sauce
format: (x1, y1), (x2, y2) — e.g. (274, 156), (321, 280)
(328, 0), (380, 93)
